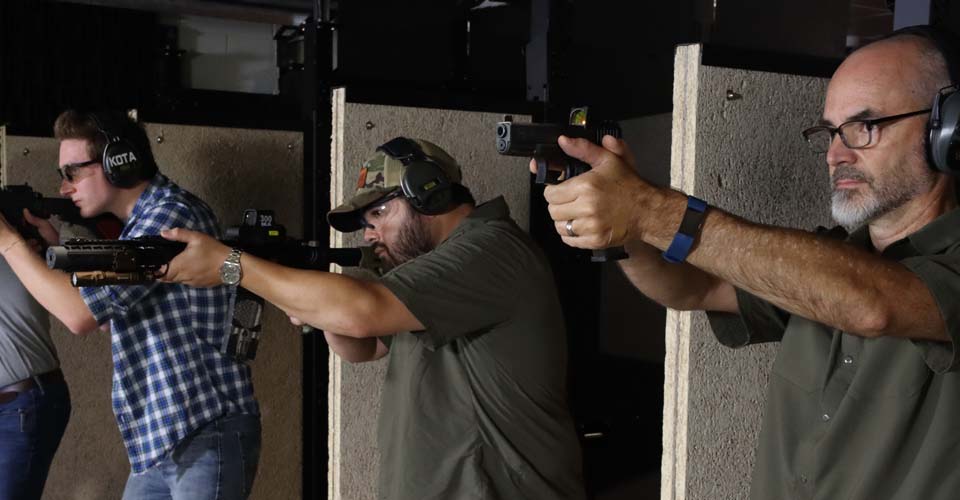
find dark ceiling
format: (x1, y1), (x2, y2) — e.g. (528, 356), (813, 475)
(56, 0), (316, 24)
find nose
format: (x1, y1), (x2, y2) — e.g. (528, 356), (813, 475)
(825, 132), (857, 169)
(59, 178), (74, 197)
(363, 227), (379, 244)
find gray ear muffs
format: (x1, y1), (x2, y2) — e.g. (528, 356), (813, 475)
(883, 26), (960, 174)
(928, 84), (960, 174)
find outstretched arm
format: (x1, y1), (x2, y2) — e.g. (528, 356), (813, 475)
(159, 228), (425, 339)
(324, 332), (389, 363)
(539, 136), (943, 342)
(531, 137), (738, 314)
(288, 315), (388, 363)
(0, 211), (98, 335)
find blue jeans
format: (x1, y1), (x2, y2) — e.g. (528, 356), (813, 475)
(0, 379), (71, 500)
(122, 413), (261, 500)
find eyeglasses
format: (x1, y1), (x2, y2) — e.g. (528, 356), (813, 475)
(56, 159), (99, 182)
(360, 190), (404, 229)
(801, 109), (931, 153)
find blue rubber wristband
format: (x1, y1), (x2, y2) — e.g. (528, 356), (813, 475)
(663, 196), (708, 264)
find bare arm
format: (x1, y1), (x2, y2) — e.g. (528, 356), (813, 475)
(0, 228), (98, 335)
(544, 136), (944, 342)
(618, 239), (737, 313)
(654, 196), (939, 340)
(160, 228), (425, 338)
(537, 137), (738, 313)
(324, 332), (389, 363)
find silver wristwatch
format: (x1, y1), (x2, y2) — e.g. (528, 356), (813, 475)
(219, 248), (243, 286)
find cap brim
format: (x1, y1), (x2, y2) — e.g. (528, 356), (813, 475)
(327, 188), (398, 232)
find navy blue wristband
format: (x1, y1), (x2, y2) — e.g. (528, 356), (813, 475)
(662, 196), (708, 264)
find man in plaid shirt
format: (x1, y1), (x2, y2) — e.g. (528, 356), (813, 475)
(0, 110), (260, 500)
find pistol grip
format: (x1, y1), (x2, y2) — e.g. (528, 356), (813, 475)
(564, 159), (591, 181)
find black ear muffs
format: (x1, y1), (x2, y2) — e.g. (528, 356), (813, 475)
(928, 84), (960, 174)
(89, 113), (154, 188)
(401, 160), (453, 215)
(377, 137), (454, 215)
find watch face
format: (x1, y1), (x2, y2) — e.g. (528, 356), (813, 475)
(220, 263), (242, 285)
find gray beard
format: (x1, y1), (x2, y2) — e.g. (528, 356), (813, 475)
(830, 163), (932, 230)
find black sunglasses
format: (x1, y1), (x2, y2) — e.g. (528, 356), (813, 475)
(57, 159), (99, 182)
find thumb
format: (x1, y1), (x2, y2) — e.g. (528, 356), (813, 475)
(161, 227), (189, 242)
(601, 135), (638, 169)
(557, 135), (619, 172)
(22, 209), (42, 225)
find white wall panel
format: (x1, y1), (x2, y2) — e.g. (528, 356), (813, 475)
(663, 44), (832, 500)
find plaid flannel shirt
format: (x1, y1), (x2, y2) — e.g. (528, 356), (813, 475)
(80, 175), (258, 474)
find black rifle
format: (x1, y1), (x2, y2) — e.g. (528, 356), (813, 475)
(0, 184), (105, 241)
(46, 209), (367, 363)
(46, 209), (363, 286)
(495, 107), (628, 262)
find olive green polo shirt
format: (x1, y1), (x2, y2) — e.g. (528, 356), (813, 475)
(377, 197), (585, 500)
(708, 208), (960, 500)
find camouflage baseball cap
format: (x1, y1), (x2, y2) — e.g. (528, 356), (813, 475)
(327, 138), (463, 232)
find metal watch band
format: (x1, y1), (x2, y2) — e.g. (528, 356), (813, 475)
(226, 248), (243, 265)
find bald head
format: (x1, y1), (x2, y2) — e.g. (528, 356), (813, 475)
(822, 31), (955, 230)
(849, 34), (952, 109)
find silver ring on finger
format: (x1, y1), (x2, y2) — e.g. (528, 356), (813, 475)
(565, 219), (578, 237)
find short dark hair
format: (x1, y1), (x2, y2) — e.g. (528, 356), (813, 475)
(53, 109), (157, 171)
(451, 183), (476, 206)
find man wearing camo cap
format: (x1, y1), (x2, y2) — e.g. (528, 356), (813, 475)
(160, 137), (586, 499)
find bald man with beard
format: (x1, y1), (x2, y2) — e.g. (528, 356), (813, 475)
(535, 25), (960, 499)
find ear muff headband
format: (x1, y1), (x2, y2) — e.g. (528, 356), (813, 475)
(887, 26), (960, 174)
(88, 112), (154, 187)
(377, 137), (454, 215)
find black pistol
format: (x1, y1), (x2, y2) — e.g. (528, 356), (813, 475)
(496, 107), (628, 262)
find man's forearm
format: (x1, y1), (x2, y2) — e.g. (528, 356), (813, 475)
(237, 253), (421, 338)
(3, 242), (98, 334)
(641, 189), (944, 341)
(324, 331), (388, 363)
(619, 239), (737, 313)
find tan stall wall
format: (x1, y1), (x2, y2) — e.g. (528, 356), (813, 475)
(2, 123), (305, 500)
(662, 45), (832, 500)
(328, 88), (531, 500)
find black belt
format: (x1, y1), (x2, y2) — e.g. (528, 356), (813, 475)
(0, 369), (65, 404)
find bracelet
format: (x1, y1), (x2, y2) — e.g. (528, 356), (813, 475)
(1, 239), (22, 256)
(662, 195), (708, 264)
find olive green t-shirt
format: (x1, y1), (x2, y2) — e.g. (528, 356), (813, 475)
(708, 208), (960, 500)
(377, 197), (585, 500)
